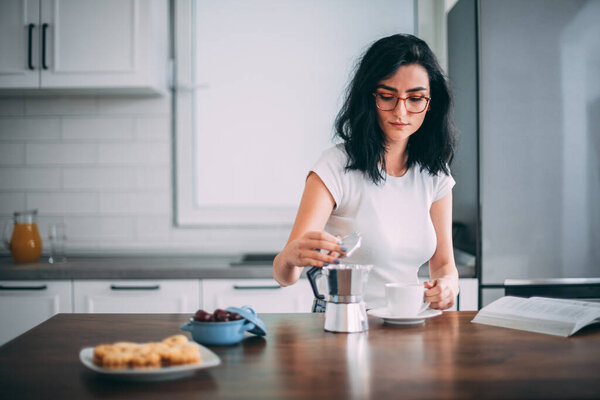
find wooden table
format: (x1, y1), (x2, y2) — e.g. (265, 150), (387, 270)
(1, 312), (599, 399)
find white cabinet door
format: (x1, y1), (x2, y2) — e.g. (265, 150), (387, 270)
(39, 0), (166, 91)
(202, 279), (313, 313)
(0, 0), (167, 93)
(0, 0), (40, 88)
(0, 280), (72, 346)
(458, 278), (478, 311)
(73, 280), (200, 313)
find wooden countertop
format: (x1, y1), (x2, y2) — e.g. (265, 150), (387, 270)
(1, 312), (598, 399)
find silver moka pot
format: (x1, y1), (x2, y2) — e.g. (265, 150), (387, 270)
(307, 233), (372, 333)
(308, 263), (373, 333)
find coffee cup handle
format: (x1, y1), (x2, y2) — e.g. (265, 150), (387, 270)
(419, 301), (430, 313)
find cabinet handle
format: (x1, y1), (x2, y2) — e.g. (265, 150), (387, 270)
(0, 284), (48, 291)
(42, 23), (49, 70)
(27, 23), (35, 70)
(233, 284), (282, 290)
(110, 285), (160, 291)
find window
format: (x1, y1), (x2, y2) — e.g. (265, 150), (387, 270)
(174, 0), (414, 226)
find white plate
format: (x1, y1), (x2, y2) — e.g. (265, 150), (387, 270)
(368, 307), (442, 325)
(79, 342), (221, 381)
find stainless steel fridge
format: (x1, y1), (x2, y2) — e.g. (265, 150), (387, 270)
(448, 0), (600, 306)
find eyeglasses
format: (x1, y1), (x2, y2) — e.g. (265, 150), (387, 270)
(372, 93), (431, 113)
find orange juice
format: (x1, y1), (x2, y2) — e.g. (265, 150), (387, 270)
(10, 223), (42, 263)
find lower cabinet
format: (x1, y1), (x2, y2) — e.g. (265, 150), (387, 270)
(73, 280), (201, 313)
(0, 280), (72, 346)
(1, 276), (477, 346)
(457, 278), (478, 311)
(202, 279), (313, 313)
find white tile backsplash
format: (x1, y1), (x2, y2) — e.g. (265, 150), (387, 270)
(0, 93), (283, 254)
(0, 143), (26, 165)
(25, 97), (98, 116)
(0, 98), (24, 116)
(27, 192), (98, 214)
(136, 167), (170, 189)
(98, 142), (169, 165)
(135, 216), (173, 239)
(63, 216), (134, 241)
(62, 117), (134, 141)
(0, 168), (61, 190)
(62, 167), (136, 189)
(99, 192), (170, 215)
(26, 143), (98, 164)
(0, 118), (61, 141)
(135, 117), (170, 141)
(0, 193), (26, 214)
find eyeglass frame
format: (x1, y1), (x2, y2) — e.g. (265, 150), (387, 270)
(372, 92), (432, 113)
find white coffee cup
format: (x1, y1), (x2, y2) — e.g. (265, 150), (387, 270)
(385, 283), (430, 316)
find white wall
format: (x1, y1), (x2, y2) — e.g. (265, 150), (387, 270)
(0, 94), (289, 255)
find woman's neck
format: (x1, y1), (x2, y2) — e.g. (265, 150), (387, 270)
(384, 140), (409, 177)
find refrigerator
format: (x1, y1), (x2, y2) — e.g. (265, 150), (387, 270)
(448, 0), (600, 306)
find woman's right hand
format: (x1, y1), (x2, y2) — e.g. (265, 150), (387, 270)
(280, 231), (345, 268)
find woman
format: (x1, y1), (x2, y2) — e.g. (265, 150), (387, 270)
(273, 34), (459, 310)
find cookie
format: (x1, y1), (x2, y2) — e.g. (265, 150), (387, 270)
(101, 349), (134, 369)
(92, 344), (114, 365)
(130, 348), (161, 369)
(91, 335), (201, 369)
(161, 334), (188, 348)
(163, 343), (201, 365)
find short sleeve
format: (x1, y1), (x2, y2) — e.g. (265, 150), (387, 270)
(433, 171), (456, 202)
(309, 145), (346, 209)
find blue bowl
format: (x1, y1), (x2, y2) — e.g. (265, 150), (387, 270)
(181, 318), (256, 346)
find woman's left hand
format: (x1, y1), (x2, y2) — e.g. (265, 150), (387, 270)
(424, 276), (459, 310)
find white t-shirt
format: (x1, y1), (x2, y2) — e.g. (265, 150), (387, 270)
(310, 144), (455, 308)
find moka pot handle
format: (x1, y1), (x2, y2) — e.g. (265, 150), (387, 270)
(307, 266), (325, 300)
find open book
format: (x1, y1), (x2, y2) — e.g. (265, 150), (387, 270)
(471, 296), (600, 337)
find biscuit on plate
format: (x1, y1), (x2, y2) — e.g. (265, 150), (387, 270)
(91, 335), (201, 369)
(161, 334), (188, 348)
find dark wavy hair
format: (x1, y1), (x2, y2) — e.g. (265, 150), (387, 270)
(334, 34), (456, 184)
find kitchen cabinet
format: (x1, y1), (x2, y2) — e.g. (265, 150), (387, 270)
(201, 279), (314, 313)
(0, 280), (72, 346)
(457, 278), (478, 311)
(0, 0), (40, 88)
(73, 280), (200, 313)
(0, 0), (167, 94)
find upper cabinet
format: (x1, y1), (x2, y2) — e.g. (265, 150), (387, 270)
(0, 0), (168, 95)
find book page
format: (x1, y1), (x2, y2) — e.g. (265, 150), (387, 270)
(472, 314), (575, 337)
(480, 296), (600, 323)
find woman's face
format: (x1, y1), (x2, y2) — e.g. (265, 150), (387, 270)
(374, 63), (431, 144)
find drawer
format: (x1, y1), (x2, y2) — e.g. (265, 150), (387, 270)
(73, 280), (200, 313)
(0, 280), (72, 346)
(202, 279), (313, 313)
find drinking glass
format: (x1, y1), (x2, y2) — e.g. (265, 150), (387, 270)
(48, 223), (67, 264)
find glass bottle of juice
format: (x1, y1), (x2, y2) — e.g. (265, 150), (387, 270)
(3, 210), (42, 263)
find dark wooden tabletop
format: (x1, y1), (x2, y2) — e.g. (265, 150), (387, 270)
(1, 312), (599, 400)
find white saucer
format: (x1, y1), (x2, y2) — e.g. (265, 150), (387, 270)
(367, 307), (442, 325)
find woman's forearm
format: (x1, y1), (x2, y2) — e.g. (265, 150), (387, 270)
(430, 263), (459, 281)
(273, 252), (303, 287)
